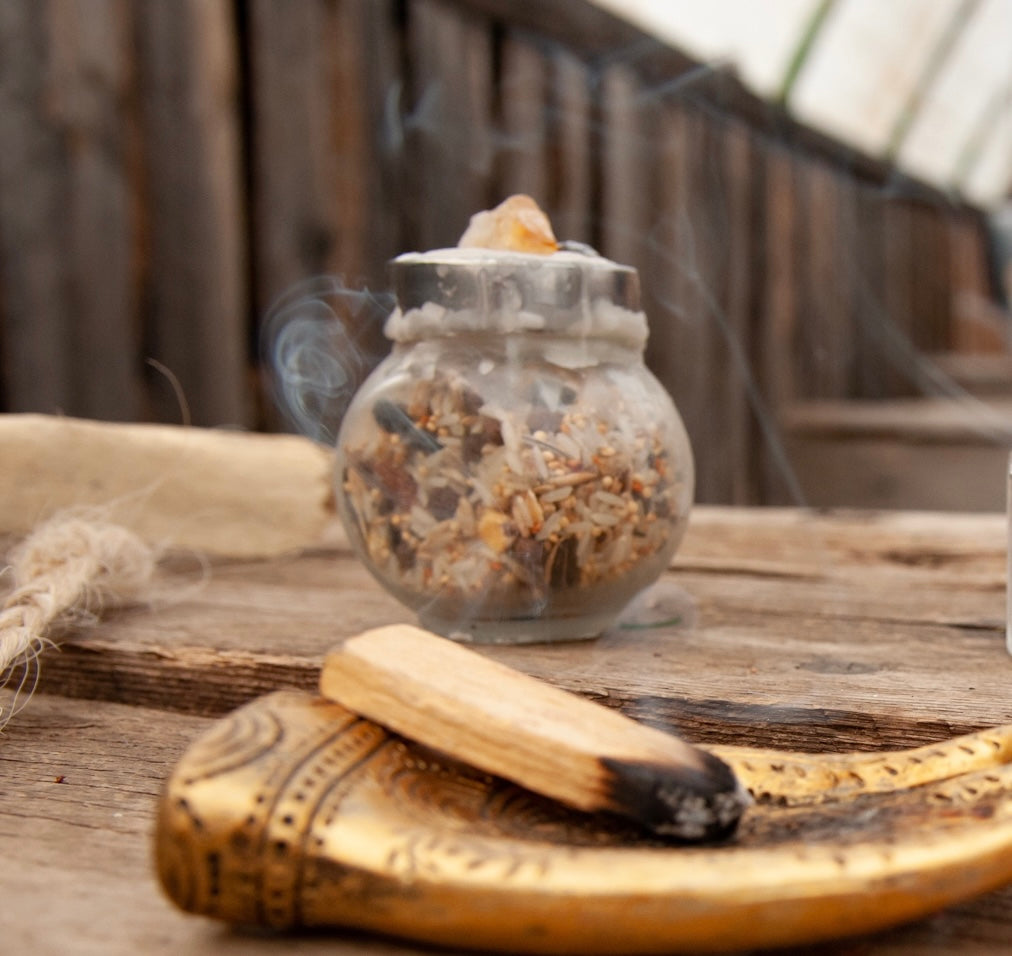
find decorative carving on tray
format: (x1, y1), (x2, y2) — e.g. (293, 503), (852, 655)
(156, 691), (1012, 953)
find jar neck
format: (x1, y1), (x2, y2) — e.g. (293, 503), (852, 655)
(384, 303), (649, 352)
(389, 331), (645, 366)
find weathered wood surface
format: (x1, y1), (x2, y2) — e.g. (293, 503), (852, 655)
(3, 505), (1012, 953)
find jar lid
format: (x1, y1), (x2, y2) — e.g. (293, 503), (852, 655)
(384, 247), (648, 348)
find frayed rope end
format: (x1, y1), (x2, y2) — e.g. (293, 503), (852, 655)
(1, 514), (161, 730)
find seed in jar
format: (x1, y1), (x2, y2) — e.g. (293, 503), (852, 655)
(511, 494), (534, 534)
(525, 489), (544, 525)
(427, 485), (461, 521)
(591, 490), (627, 510)
(541, 485), (573, 504)
(478, 510), (513, 553)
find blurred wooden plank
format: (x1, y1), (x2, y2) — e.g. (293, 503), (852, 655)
(50, 0), (140, 421)
(0, 0), (139, 420)
(404, 0), (494, 250)
(645, 105), (758, 505)
(713, 118), (758, 504)
(852, 183), (893, 398)
(758, 143), (804, 505)
(950, 212), (1003, 352)
(599, 63), (653, 268)
(135, 0), (249, 427)
(248, 0), (400, 309)
(882, 197), (921, 397)
(927, 352), (1012, 394)
(356, 0), (405, 281)
(247, 0), (398, 436)
(648, 103), (709, 494)
(761, 145), (800, 411)
(547, 48), (593, 244)
(795, 162), (857, 399)
(909, 199), (952, 354)
(0, 1), (71, 414)
(783, 396), (1012, 511)
(248, 0), (347, 308)
(497, 31), (549, 203)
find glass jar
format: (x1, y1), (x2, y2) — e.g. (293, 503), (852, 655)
(335, 248), (694, 643)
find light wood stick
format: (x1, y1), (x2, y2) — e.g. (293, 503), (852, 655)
(320, 625), (749, 841)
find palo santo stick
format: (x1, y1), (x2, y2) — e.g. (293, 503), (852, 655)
(321, 625), (749, 841)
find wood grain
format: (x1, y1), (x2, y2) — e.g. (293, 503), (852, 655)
(21, 506), (1011, 752)
(0, 0), (138, 420)
(758, 142), (802, 505)
(135, 0), (249, 427)
(546, 48), (593, 244)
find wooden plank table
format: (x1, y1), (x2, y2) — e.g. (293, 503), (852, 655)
(4, 505), (1012, 954)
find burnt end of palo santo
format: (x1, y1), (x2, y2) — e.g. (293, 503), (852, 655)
(600, 749), (748, 842)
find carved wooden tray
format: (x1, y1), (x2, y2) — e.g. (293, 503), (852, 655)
(155, 691), (1012, 953)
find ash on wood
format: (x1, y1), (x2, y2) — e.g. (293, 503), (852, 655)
(320, 624), (749, 841)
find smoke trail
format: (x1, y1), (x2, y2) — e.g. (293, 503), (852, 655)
(261, 277), (393, 446)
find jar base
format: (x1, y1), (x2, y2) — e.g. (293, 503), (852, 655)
(418, 609), (615, 645)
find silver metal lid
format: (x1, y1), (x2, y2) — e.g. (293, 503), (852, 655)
(385, 248), (647, 346)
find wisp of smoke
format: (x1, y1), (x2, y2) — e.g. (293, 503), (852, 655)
(262, 277), (393, 446)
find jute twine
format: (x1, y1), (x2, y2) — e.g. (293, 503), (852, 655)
(0, 515), (160, 730)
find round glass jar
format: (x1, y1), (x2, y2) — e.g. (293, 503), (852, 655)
(335, 248), (694, 643)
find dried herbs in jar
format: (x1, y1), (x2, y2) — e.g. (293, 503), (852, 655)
(335, 198), (694, 643)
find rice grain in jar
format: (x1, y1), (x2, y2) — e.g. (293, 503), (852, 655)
(335, 247), (694, 643)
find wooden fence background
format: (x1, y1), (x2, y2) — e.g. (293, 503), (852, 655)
(0, 0), (1001, 504)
